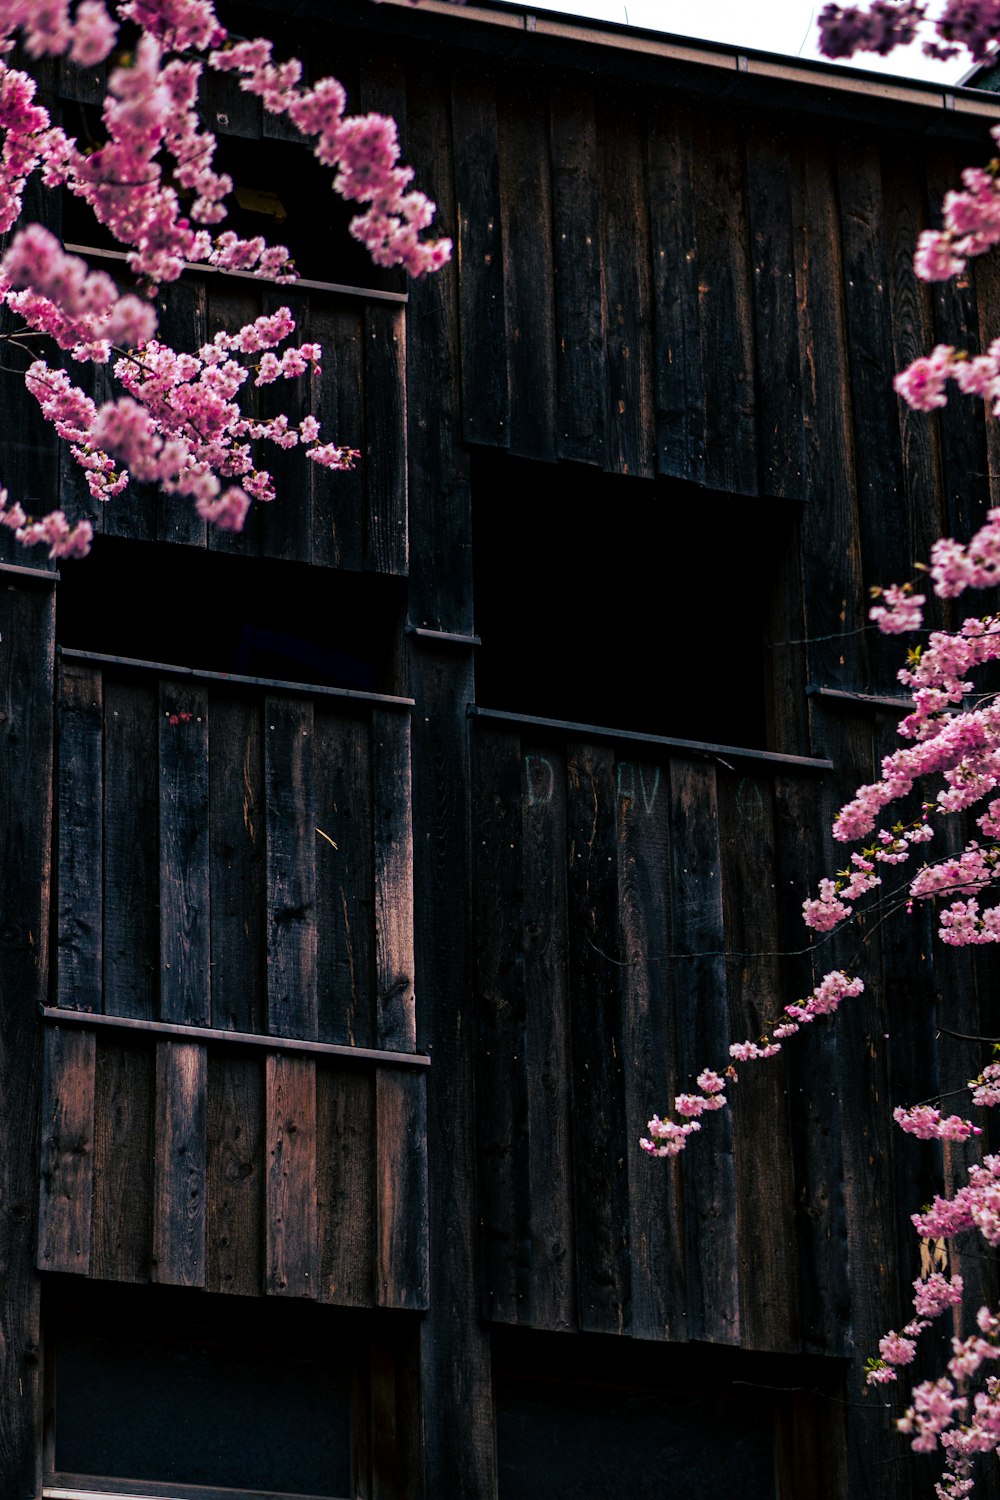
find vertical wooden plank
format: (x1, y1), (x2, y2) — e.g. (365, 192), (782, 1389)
(745, 124), (805, 501)
(56, 662), (103, 1011)
(648, 99), (705, 485)
(209, 694), (265, 1034)
(317, 1066), (375, 1306)
(152, 1040), (207, 1287)
(316, 709), (375, 1047)
(882, 142), (948, 554)
(155, 277), (208, 546)
(669, 756), (739, 1345)
(473, 728), (529, 1324)
(618, 753), (687, 1342)
(372, 709), (415, 1052)
(452, 72), (509, 448)
(104, 677), (158, 1019)
(521, 740), (575, 1333)
(37, 1026), (96, 1276)
(91, 1037), (154, 1283)
(836, 139), (918, 700)
(0, 579), (53, 1496)
(405, 65), (473, 635)
(599, 95), (655, 480)
(266, 1052), (318, 1297)
(566, 740), (629, 1334)
(310, 303), (366, 572)
(260, 285), (313, 565)
(772, 773), (851, 1357)
(819, 705), (904, 1500)
(265, 694), (318, 1039)
(497, 79), (556, 462)
(794, 133), (866, 697)
(718, 770), (800, 1353)
(365, 305), (408, 576)
(159, 681), (210, 1026)
(376, 1069), (429, 1310)
(205, 1050), (264, 1297)
(410, 642), (497, 1500)
(691, 110), (758, 497)
(550, 87), (606, 468)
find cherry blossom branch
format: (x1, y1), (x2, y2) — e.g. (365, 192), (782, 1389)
(0, 0), (452, 554)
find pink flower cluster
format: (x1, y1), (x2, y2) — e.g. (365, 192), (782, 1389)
(209, 36), (452, 279)
(640, 1069), (728, 1158)
(893, 1104), (981, 1141)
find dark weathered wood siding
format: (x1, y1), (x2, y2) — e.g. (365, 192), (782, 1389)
(3, 5), (1000, 1498)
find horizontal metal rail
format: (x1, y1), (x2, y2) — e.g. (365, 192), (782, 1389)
(468, 705), (834, 770)
(58, 648), (414, 709)
(41, 1008), (430, 1069)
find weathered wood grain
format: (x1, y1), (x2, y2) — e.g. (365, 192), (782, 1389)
(690, 109), (757, 498)
(599, 94), (655, 480)
(37, 1024), (96, 1275)
(669, 757), (739, 1345)
(521, 739), (575, 1333)
(793, 132), (866, 697)
(376, 1069), (428, 1310)
(317, 1065), (375, 1306)
(265, 693), (318, 1038)
(835, 138), (914, 697)
(365, 305), (408, 576)
(309, 301), (367, 572)
(404, 65), (472, 635)
(372, 709), (415, 1051)
(409, 643), (496, 1498)
(718, 770), (799, 1353)
(0, 579), (53, 1494)
(266, 1052), (318, 1297)
(772, 772), (851, 1357)
(550, 87), (606, 468)
(159, 681), (210, 1026)
(618, 752), (686, 1342)
(744, 123), (804, 501)
(566, 740), (629, 1334)
(261, 286), (313, 564)
(56, 662), (103, 1012)
(473, 727), (529, 1324)
(91, 1037), (154, 1283)
(452, 71), (509, 449)
(497, 79), (556, 462)
(206, 1050), (264, 1297)
(103, 677), (158, 1019)
(316, 709), (375, 1046)
(209, 693), (265, 1034)
(152, 1039), (207, 1287)
(647, 99), (704, 485)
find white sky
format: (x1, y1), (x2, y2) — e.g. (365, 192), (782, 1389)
(525, 0), (977, 84)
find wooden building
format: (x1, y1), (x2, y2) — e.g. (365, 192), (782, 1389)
(3, 1), (1000, 1496)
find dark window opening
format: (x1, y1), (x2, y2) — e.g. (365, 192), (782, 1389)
(45, 1286), (355, 1497)
(472, 453), (799, 750)
(493, 1329), (840, 1500)
(57, 535), (404, 695)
